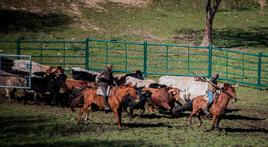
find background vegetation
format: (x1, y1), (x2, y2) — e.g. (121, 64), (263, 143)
(0, 0), (267, 53)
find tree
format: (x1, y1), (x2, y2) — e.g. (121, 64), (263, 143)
(201, 0), (222, 46)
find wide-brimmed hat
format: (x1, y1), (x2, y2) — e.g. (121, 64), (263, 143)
(106, 64), (113, 69)
(212, 73), (219, 78)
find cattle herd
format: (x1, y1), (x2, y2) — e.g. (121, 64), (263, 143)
(0, 57), (238, 131)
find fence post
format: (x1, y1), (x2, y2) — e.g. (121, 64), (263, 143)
(143, 41), (148, 77)
(16, 38), (21, 56)
(257, 53), (262, 89)
(85, 37), (89, 69)
(208, 44), (213, 78)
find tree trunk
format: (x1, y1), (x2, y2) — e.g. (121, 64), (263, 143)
(200, 0), (222, 46)
(201, 11), (213, 46)
(258, 0), (266, 15)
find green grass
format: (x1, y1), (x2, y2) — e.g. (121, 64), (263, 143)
(0, 86), (267, 146)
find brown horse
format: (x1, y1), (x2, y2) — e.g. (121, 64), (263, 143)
(70, 84), (139, 128)
(189, 83), (237, 131)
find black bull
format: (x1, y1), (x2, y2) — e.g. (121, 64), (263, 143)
(21, 73), (68, 105)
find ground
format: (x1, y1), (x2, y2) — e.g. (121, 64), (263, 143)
(0, 86), (267, 146)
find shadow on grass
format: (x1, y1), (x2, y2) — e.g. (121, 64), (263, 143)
(214, 27), (268, 48)
(0, 115), (106, 138)
(125, 122), (172, 128)
(222, 114), (265, 121)
(138, 112), (189, 119)
(0, 9), (72, 33)
(225, 108), (241, 113)
(173, 27), (268, 49)
(14, 139), (148, 146)
(224, 127), (268, 133)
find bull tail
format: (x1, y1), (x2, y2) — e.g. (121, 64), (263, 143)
(70, 94), (83, 112)
(174, 101), (193, 114)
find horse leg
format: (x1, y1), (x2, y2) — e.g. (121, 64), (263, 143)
(188, 109), (198, 126)
(118, 107), (123, 128)
(83, 106), (91, 122)
(112, 108), (122, 129)
(77, 104), (89, 124)
(215, 116), (222, 131)
(188, 112), (194, 126)
(188, 105), (199, 126)
(197, 112), (203, 127)
(208, 115), (217, 131)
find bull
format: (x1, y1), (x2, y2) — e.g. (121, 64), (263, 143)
(0, 70), (27, 101)
(125, 76), (156, 88)
(159, 76), (210, 103)
(140, 87), (181, 115)
(22, 68), (67, 105)
(71, 67), (100, 82)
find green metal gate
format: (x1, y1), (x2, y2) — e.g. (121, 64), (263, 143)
(0, 38), (267, 89)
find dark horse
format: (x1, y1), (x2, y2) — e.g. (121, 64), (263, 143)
(70, 84), (139, 128)
(189, 83), (238, 131)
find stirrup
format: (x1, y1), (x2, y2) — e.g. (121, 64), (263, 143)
(104, 105), (111, 112)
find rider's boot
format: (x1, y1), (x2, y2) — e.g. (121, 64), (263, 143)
(103, 96), (111, 112)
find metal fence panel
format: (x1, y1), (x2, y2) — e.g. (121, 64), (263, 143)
(0, 38), (267, 89)
(88, 39), (144, 73)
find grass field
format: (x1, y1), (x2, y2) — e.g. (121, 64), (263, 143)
(0, 0), (268, 54)
(0, 86), (267, 146)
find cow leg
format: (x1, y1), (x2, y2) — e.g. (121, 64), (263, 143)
(147, 103), (154, 113)
(10, 88), (16, 99)
(33, 94), (37, 103)
(139, 105), (145, 115)
(162, 103), (171, 110)
(4, 88), (11, 101)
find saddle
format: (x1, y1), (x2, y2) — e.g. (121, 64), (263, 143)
(96, 86), (112, 96)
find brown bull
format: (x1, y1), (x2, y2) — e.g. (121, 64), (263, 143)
(70, 84), (139, 128)
(189, 83), (238, 131)
(143, 87), (180, 113)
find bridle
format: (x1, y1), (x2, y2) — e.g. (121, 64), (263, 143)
(220, 88), (236, 100)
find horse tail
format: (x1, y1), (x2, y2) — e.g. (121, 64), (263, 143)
(70, 94), (83, 112)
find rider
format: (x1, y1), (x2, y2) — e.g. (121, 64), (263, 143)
(97, 64), (114, 111)
(203, 73), (220, 117)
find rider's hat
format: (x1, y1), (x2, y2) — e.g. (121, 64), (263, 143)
(106, 64), (113, 69)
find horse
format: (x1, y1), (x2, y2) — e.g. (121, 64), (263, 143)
(188, 83), (238, 131)
(70, 84), (139, 128)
